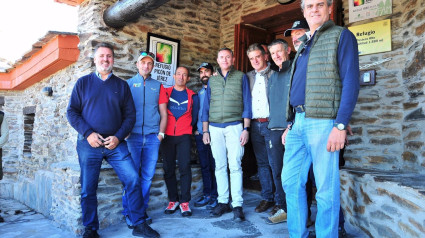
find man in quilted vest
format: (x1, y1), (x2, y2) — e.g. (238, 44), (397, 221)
(202, 48), (252, 222)
(281, 0), (360, 237)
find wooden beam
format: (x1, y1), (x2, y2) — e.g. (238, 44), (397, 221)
(54, 0), (84, 7)
(0, 35), (80, 90)
(242, 0), (301, 24)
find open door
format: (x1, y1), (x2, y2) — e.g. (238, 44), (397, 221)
(234, 24), (272, 73)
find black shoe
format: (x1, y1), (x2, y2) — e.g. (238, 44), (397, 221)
(338, 226), (347, 238)
(210, 203), (231, 217)
(233, 206), (245, 222)
(206, 198), (218, 210)
(132, 222), (160, 238)
(83, 228), (99, 238)
(194, 196), (211, 207)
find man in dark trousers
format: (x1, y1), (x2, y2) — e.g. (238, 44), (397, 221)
(67, 42), (159, 238)
(161, 66), (199, 217)
(193, 63), (218, 210)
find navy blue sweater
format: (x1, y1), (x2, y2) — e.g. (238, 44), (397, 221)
(67, 73), (136, 141)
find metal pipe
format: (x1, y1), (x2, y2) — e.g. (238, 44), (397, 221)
(103, 0), (170, 28)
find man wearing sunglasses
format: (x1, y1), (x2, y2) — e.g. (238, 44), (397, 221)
(123, 51), (167, 228)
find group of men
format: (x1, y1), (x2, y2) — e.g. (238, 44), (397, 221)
(66, 0), (359, 237)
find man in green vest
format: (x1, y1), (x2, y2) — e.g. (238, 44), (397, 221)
(0, 111), (9, 222)
(281, 0), (360, 237)
(202, 47), (252, 222)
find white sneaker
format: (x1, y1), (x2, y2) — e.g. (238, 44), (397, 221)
(266, 209), (287, 224)
(164, 201), (180, 214)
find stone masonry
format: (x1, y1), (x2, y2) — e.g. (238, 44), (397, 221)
(340, 0), (425, 237)
(0, 0), (424, 236)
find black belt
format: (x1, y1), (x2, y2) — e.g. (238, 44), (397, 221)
(293, 105), (306, 113)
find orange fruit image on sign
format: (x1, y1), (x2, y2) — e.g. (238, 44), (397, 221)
(156, 43), (173, 64)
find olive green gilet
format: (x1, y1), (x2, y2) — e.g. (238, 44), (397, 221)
(209, 68), (244, 123)
(287, 20), (344, 120)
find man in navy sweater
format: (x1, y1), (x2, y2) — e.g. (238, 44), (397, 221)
(67, 42), (159, 238)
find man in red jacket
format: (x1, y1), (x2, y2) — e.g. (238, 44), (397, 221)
(160, 66), (199, 217)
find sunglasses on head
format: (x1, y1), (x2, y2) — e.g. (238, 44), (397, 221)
(140, 51), (155, 58)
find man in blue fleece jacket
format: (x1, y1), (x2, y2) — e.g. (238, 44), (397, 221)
(67, 42), (159, 238)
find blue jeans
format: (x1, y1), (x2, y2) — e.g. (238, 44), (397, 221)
(77, 135), (145, 230)
(282, 112), (340, 238)
(250, 121), (273, 202)
(123, 133), (160, 214)
(195, 134), (218, 199)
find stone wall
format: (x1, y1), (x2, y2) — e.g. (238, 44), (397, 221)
(77, 0), (222, 91)
(343, 0), (425, 173)
(341, 169), (425, 237)
(340, 0), (425, 236)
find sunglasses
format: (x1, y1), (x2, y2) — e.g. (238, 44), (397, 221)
(199, 62), (211, 68)
(140, 51), (155, 58)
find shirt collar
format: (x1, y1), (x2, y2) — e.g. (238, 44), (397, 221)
(96, 71), (113, 80)
(255, 65), (270, 77)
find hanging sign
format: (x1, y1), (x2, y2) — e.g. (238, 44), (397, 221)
(349, 0), (392, 23)
(348, 19), (391, 56)
(147, 33), (180, 88)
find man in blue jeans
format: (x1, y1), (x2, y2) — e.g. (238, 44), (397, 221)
(281, 0), (359, 237)
(123, 51), (167, 226)
(67, 42), (159, 238)
(194, 62), (218, 209)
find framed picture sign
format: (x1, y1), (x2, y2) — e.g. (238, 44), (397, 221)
(147, 33), (180, 88)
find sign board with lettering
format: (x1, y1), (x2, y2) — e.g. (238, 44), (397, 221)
(147, 33), (180, 88)
(349, 0), (392, 23)
(348, 19), (391, 56)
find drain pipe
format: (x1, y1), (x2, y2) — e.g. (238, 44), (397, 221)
(103, 0), (171, 28)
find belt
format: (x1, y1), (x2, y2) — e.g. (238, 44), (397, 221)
(253, 118), (269, 123)
(293, 105), (306, 113)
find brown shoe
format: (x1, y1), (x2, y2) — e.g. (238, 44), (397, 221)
(269, 204), (282, 216)
(255, 200), (275, 213)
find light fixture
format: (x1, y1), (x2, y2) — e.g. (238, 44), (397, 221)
(278, 0), (296, 4)
(42, 87), (53, 96)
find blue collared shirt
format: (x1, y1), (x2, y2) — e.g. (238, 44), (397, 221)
(196, 86), (207, 133)
(95, 71), (113, 80)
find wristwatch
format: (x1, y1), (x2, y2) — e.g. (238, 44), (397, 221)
(243, 127), (250, 132)
(158, 132), (165, 138)
(334, 123), (345, 131)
